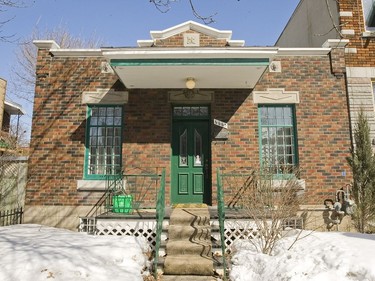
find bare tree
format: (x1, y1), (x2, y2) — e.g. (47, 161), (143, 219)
(237, 170), (303, 255)
(0, 0), (24, 42)
(10, 25), (104, 103)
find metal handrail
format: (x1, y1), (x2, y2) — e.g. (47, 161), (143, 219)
(154, 168), (166, 278)
(217, 167), (227, 280)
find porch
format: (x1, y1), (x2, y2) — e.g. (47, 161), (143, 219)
(78, 169), (304, 278)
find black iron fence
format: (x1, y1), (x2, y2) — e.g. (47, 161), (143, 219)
(0, 207), (23, 226)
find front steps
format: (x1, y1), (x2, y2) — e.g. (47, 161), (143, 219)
(162, 206), (217, 280)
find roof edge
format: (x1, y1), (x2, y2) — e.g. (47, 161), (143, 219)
(33, 40), (60, 50)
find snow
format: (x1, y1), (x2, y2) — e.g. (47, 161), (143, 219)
(230, 230), (375, 281)
(0, 224), (150, 281)
(2, 224), (374, 281)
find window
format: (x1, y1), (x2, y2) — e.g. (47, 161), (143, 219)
(363, 0), (375, 29)
(259, 105), (298, 176)
(85, 105), (123, 179)
(173, 106), (209, 118)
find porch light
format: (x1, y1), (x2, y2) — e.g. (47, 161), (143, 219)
(186, 77), (196, 89)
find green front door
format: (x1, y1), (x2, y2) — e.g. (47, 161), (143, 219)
(171, 120), (210, 204)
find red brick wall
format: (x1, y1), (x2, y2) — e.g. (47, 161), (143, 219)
(211, 54), (351, 206)
(28, 50), (122, 206)
(28, 43), (352, 210)
(257, 55), (351, 204)
(339, 0), (375, 66)
(122, 89), (171, 206)
(27, 49), (174, 207)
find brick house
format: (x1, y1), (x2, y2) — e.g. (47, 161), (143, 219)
(277, 0), (375, 144)
(0, 78), (25, 151)
(25, 21), (352, 231)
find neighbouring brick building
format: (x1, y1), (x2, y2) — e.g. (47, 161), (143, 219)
(25, 21), (352, 230)
(277, 0), (375, 145)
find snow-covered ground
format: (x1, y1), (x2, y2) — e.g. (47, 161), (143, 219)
(230, 230), (375, 281)
(1, 224), (374, 281)
(0, 224), (150, 281)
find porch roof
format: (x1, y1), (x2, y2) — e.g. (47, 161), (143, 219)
(102, 47), (278, 89)
(4, 100), (25, 115)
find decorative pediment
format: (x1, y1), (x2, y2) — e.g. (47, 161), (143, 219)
(253, 88), (300, 104)
(137, 20), (245, 47)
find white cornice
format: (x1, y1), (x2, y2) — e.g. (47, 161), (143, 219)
(277, 48), (331, 56)
(137, 40), (154, 47)
(227, 40), (245, 47)
(322, 39), (349, 48)
(103, 47), (279, 60)
(33, 40), (60, 50)
(49, 49), (103, 57)
(34, 45), (332, 58)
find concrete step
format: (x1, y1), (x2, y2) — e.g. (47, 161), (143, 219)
(168, 224), (211, 240)
(169, 208), (210, 226)
(166, 240), (212, 256)
(163, 254), (214, 275)
(161, 275), (218, 281)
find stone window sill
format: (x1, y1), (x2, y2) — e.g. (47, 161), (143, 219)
(362, 31), (375, 38)
(77, 180), (106, 191)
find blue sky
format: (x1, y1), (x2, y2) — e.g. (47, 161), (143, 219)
(0, 0), (300, 140)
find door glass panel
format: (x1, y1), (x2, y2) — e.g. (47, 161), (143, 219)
(194, 129), (202, 166)
(179, 129), (188, 166)
(173, 106), (209, 117)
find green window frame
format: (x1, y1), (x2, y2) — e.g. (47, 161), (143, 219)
(84, 105), (123, 179)
(258, 105), (298, 176)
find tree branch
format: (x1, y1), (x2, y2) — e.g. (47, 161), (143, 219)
(150, 0), (217, 24)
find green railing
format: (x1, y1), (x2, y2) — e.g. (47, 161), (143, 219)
(154, 168), (166, 278)
(216, 167), (228, 280)
(105, 170), (164, 213)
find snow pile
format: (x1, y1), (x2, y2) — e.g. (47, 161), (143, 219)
(230, 230), (375, 281)
(0, 224), (150, 281)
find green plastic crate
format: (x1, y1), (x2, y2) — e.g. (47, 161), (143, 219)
(112, 195), (133, 213)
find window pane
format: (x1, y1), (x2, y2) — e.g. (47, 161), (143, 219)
(194, 129), (202, 166)
(182, 107), (190, 116)
(114, 107), (122, 117)
(90, 117), (98, 126)
(200, 107), (208, 116)
(114, 128), (121, 137)
(180, 129), (187, 166)
(114, 117), (122, 126)
(91, 108), (98, 117)
(106, 117), (114, 125)
(107, 107), (114, 116)
(174, 107), (182, 116)
(99, 108), (106, 116)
